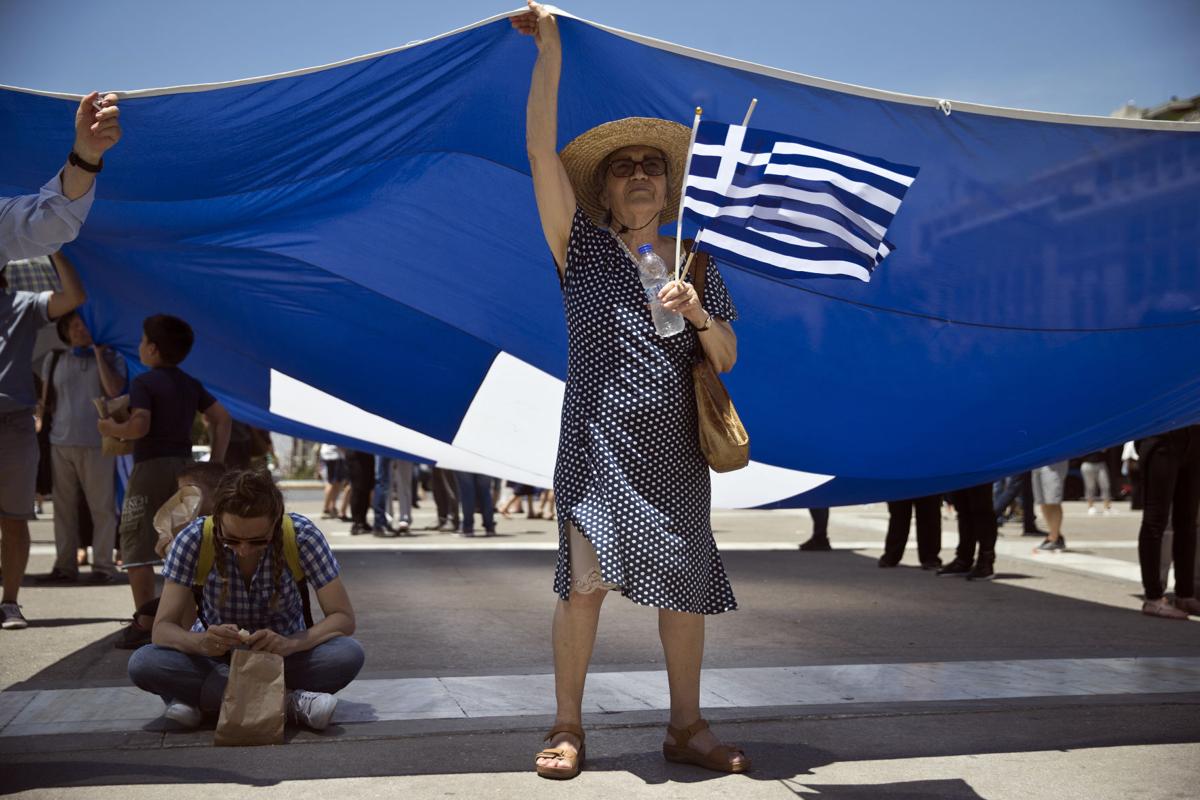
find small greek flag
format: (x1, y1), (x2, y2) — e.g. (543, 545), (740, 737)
(682, 120), (919, 282)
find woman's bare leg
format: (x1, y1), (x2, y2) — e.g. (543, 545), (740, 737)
(658, 608), (747, 767)
(538, 589), (606, 770)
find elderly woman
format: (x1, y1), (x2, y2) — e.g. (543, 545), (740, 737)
(514, 2), (748, 780)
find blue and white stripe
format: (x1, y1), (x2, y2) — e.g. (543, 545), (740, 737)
(682, 121), (918, 281)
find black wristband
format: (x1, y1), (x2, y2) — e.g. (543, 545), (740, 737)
(68, 151), (102, 173)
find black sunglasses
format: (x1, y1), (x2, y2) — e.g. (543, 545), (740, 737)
(608, 156), (667, 178)
(215, 515), (280, 550)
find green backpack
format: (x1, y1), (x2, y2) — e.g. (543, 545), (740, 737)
(192, 515), (315, 629)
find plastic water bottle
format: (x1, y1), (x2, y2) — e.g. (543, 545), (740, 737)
(636, 244), (685, 337)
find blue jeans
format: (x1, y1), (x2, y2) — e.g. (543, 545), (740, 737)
(993, 471), (1037, 532)
(128, 637), (365, 713)
(455, 471), (495, 533)
(372, 456), (392, 529)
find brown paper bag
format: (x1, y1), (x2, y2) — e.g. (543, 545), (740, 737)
(214, 649), (286, 746)
(152, 485), (203, 557)
(93, 394), (135, 456)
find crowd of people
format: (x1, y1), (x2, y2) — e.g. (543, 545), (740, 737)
(1, 4), (1197, 778)
(806, 443), (1198, 623)
(314, 446), (554, 538)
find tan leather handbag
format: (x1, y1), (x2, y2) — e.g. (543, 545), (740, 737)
(690, 252), (749, 472)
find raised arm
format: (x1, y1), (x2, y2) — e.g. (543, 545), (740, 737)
(62, 92), (122, 201)
(46, 250), (87, 320)
(203, 401), (232, 464)
(93, 345), (126, 398)
(513, 2), (576, 275)
(0, 92), (121, 263)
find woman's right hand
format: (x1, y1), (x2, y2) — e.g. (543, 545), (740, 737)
(511, 1), (559, 50)
(197, 624), (241, 657)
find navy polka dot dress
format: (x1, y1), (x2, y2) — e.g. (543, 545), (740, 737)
(553, 209), (739, 615)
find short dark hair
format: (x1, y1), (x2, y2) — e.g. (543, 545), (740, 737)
(55, 310), (80, 345)
(176, 461), (227, 497)
(0, 264), (7, 290)
(142, 314), (194, 365)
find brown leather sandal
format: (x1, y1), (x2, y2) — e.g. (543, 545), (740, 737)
(663, 718), (750, 773)
(535, 723), (586, 780)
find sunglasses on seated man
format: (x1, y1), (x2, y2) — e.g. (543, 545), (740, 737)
(217, 516), (279, 550)
(607, 156), (667, 178)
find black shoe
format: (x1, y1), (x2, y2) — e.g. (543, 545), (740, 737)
(967, 555), (995, 581)
(877, 555), (900, 568)
(350, 523), (372, 535)
(35, 568), (78, 585)
(373, 528), (398, 538)
(1036, 536), (1066, 552)
(937, 558), (973, 577)
(338, 515), (353, 523)
(920, 559), (943, 571)
(799, 537), (832, 552)
(87, 571), (120, 585)
(114, 618), (152, 650)
(1022, 528), (1049, 537)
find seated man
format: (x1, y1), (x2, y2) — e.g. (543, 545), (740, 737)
(128, 468), (364, 731)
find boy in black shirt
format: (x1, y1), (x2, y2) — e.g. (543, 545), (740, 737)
(99, 314), (230, 648)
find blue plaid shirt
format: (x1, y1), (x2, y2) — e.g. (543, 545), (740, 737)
(162, 513), (340, 635)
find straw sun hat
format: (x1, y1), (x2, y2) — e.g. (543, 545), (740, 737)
(559, 117), (691, 226)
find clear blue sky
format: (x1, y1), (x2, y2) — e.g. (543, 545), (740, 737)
(1, 0), (1197, 116)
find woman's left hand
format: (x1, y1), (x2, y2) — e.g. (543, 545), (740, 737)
(247, 628), (298, 656)
(659, 280), (704, 323)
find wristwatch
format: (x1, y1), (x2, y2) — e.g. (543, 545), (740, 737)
(693, 312), (713, 332)
(68, 151), (103, 173)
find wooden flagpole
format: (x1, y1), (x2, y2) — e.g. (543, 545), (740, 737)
(675, 106), (703, 282)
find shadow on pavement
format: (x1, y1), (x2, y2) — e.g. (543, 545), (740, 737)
(0, 761), (273, 794)
(2, 700), (1200, 792)
(791, 779), (984, 799)
(23, 617), (128, 628)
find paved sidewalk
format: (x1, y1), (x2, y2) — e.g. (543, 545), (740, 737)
(3, 495), (1198, 799)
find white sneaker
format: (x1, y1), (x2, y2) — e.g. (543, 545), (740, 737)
(1087, 506), (1099, 515)
(1103, 507), (1116, 516)
(286, 690), (337, 730)
(0, 603), (28, 630)
(163, 702), (203, 728)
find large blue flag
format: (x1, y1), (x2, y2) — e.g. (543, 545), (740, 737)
(2, 9), (1198, 507)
